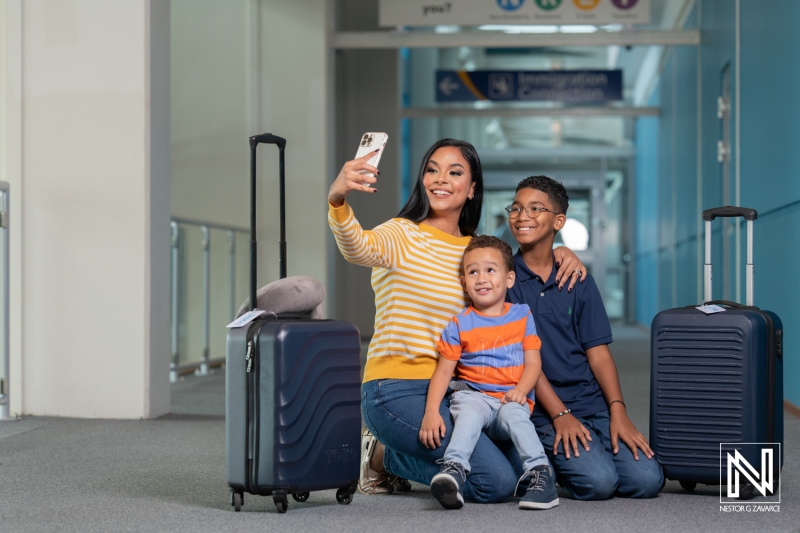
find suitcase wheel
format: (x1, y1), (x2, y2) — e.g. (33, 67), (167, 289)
(232, 492), (243, 512)
(679, 481), (696, 492)
(335, 487), (351, 505)
(292, 492), (310, 503)
(336, 484), (356, 505)
(273, 493), (289, 513)
(738, 483), (756, 501)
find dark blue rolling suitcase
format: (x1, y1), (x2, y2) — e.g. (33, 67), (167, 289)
(226, 134), (361, 513)
(650, 207), (783, 497)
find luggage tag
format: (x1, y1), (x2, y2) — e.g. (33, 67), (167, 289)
(695, 304), (726, 315)
(226, 309), (266, 328)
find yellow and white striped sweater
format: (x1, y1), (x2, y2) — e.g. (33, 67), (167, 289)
(328, 201), (471, 382)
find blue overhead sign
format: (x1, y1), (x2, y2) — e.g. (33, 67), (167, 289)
(435, 70), (623, 103)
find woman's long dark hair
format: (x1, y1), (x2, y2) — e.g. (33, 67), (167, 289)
(396, 138), (484, 237)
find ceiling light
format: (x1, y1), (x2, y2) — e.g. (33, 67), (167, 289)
(477, 24), (559, 33)
(558, 25), (598, 33)
(434, 25), (460, 33)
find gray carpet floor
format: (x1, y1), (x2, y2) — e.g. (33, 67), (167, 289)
(0, 327), (797, 532)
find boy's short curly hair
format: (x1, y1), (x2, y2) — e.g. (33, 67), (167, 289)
(462, 235), (514, 273)
(515, 175), (569, 216)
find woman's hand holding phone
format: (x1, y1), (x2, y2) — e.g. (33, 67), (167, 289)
(327, 151), (380, 208)
(329, 133), (387, 207)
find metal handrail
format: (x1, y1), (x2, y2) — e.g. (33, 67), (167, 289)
(171, 216), (248, 234)
(170, 217), (248, 382)
(0, 182), (9, 419)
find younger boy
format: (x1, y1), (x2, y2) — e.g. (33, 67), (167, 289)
(420, 236), (558, 511)
(505, 176), (664, 500)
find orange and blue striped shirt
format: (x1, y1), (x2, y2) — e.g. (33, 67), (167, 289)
(436, 303), (542, 412)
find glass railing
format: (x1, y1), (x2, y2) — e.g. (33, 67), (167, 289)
(170, 217), (249, 382)
(0, 182), (9, 419)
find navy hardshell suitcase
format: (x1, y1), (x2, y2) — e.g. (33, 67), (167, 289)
(226, 134), (361, 513)
(650, 207), (783, 497)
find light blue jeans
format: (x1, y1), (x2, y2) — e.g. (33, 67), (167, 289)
(447, 390), (548, 473)
(361, 379), (521, 503)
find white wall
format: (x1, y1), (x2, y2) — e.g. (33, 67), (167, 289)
(171, 0), (332, 320)
(1, 0), (170, 418)
(0, 0), (331, 418)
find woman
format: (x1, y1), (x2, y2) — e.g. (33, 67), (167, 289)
(328, 139), (585, 502)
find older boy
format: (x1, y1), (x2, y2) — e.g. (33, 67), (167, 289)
(506, 176), (663, 500)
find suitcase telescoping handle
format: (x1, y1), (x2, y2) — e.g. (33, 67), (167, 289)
(701, 206), (758, 306)
(248, 133), (287, 312)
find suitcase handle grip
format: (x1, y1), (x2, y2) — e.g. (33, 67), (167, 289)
(703, 206), (756, 306)
(702, 299), (758, 310)
(262, 312), (302, 320)
(702, 206), (758, 221)
(250, 133), (286, 151)
(249, 133), (288, 311)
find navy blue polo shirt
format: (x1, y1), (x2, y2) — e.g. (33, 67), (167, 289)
(506, 252), (613, 427)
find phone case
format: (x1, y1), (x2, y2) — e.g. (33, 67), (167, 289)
(354, 132), (388, 177)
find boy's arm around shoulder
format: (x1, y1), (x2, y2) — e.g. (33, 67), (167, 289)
(585, 344), (654, 460)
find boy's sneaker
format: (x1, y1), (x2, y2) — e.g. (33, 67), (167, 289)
(430, 461), (466, 509)
(518, 465), (559, 510)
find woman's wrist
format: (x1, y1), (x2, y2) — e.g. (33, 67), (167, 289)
(328, 195), (345, 208)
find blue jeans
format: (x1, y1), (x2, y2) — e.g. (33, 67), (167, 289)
(447, 390), (548, 473)
(536, 410), (664, 500)
(361, 379), (521, 503)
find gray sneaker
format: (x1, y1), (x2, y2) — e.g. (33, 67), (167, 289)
(430, 461), (466, 509)
(518, 465), (559, 510)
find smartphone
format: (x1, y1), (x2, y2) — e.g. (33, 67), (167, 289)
(354, 132), (388, 179)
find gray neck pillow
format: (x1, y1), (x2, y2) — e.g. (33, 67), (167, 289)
(236, 275), (325, 320)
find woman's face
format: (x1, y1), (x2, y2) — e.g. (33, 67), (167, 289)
(422, 146), (476, 217)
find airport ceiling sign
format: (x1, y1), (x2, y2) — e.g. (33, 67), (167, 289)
(379, 0), (650, 27)
(435, 70), (623, 102)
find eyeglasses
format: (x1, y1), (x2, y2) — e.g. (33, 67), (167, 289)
(505, 204), (562, 219)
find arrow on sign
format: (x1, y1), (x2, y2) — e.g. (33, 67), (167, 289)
(438, 76), (460, 97)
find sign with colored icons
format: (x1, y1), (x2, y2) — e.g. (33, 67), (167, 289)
(379, 0), (650, 27)
(435, 69), (623, 103)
